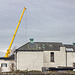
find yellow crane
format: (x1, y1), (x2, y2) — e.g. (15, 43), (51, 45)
(4, 7), (26, 58)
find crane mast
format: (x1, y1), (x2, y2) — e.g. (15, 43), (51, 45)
(4, 7), (26, 57)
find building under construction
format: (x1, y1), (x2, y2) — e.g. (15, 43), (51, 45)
(0, 40), (75, 72)
(0, 7), (75, 72)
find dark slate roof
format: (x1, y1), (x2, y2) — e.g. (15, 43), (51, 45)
(0, 54), (14, 60)
(64, 44), (75, 51)
(15, 42), (63, 52)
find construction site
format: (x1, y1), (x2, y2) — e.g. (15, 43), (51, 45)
(0, 1), (75, 75)
(0, 7), (75, 75)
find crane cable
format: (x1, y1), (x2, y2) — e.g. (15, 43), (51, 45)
(25, 9), (28, 43)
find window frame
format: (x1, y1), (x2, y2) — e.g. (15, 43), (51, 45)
(1, 63), (7, 67)
(50, 52), (54, 62)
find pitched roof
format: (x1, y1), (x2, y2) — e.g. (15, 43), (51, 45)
(15, 42), (63, 52)
(0, 54), (14, 60)
(64, 44), (75, 51)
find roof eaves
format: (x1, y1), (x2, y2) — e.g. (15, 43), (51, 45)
(14, 49), (43, 53)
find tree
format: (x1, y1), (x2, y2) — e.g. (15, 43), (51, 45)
(9, 62), (14, 72)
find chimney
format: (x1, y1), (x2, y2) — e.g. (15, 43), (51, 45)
(30, 38), (34, 43)
(73, 42), (75, 45)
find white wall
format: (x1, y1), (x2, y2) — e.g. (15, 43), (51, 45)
(67, 52), (75, 67)
(15, 47), (75, 71)
(16, 51), (43, 71)
(43, 47), (66, 67)
(0, 60), (14, 72)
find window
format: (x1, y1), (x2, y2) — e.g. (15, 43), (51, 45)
(50, 52), (54, 62)
(50, 44), (52, 47)
(1, 63), (7, 67)
(38, 47), (41, 49)
(43, 44), (45, 49)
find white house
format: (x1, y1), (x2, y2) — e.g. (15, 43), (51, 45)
(64, 44), (75, 67)
(14, 41), (75, 71)
(0, 55), (14, 72)
(0, 41), (75, 72)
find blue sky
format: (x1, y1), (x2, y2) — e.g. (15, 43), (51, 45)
(0, 0), (75, 52)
